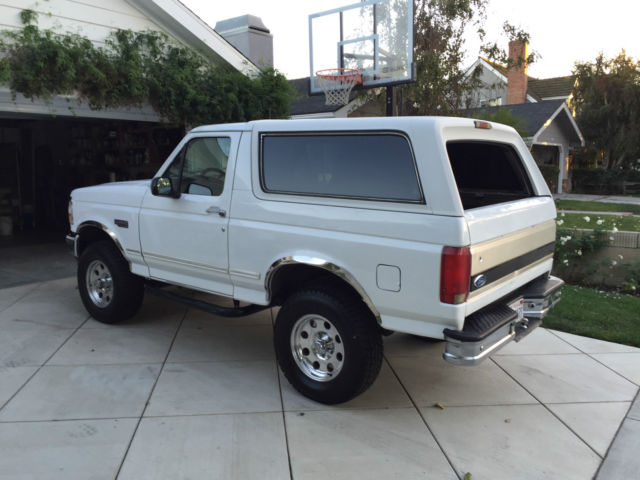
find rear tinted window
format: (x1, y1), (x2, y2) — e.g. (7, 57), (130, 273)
(447, 141), (534, 209)
(261, 133), (422, 202)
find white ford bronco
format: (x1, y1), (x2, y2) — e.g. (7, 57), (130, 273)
(67, 117), (563, 404)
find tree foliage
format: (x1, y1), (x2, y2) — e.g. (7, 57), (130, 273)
(0, 10), (295, 126)
(389, 0), (534, 116)
(472, 108), (528, 136)
(571, 52), (640, 170)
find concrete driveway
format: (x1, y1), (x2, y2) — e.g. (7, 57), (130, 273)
(1, 277), (639, 479)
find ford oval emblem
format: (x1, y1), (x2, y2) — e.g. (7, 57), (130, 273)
(473, 274), (487, 288)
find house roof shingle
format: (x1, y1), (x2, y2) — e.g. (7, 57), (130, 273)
(465, 99), (566, 137)
(527, 76), (575, 99)
(479, 58), (575, 100)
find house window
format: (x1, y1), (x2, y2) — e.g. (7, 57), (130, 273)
(481, 97), (502, 107)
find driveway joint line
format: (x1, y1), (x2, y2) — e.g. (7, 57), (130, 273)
(274, 310), (295, 480)
(384, 354), (463, 480)
(0, 416), (141, 424)
(113, 306), (188, 479)
(594, 387), (640, 479)
(490, 357), (604, 459)
(0, 312), (91, 413)
(0, 281), (43, 314)
(545, 330), (640, 387)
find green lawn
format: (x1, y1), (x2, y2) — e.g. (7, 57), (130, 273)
(557, 212), (640, 232)
(555, 199), (640, 215)
(543, 285), (640, 347)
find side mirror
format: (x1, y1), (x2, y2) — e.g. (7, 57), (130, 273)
(151, 177), (180, 198)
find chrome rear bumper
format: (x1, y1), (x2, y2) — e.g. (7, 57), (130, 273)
(443, 275), (563, 366)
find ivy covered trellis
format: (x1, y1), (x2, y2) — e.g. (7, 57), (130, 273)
(0, 9), (295, 126)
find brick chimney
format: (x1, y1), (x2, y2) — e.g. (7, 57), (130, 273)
(215, 15), (273, 68)
(506, 40), (529, 104)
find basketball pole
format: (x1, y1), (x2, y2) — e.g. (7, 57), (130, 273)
(386, 86), (394, 116)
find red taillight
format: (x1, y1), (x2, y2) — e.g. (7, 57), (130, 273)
(440, 246), (471, 304)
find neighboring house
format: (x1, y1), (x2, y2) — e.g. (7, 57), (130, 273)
(465, 41), (584, 193)
(467, 59), (575, 107)
(465, 99), (584, 193)
(0, 0), (258, 234)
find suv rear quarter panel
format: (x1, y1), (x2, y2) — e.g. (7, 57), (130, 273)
(228, 120), (472, 337)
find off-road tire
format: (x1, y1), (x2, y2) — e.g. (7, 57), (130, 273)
(78, 240), (144, 323)
(274, 285), (383, 404)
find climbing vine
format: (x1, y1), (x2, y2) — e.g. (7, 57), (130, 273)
(0, 9), (294, 125)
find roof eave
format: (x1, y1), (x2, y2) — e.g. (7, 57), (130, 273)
(465, 58), (508, 82)
(127, 0), (259, 75)
(532, 102), (585, 147)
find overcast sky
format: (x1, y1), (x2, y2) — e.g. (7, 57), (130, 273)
(182, 0), (639, 80)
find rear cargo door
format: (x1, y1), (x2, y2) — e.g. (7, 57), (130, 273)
(446, 140), (557, 310)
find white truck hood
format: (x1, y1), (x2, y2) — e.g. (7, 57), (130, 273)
(72, 180), (151, 208)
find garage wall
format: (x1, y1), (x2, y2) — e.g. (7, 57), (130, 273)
(0, 0), (162, 44)
(0, 0), (165, 121)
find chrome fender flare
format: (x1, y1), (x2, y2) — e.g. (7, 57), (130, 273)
(76, 221), (127, 260)
(265, 255), (381, 324)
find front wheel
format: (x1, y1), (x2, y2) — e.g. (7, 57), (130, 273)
(77, 240), (144, 323)
(274, 286), (383, 404)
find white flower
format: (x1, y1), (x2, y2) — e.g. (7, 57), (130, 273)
(563, 259), (569, 265)
(618, 254), (624, 260)
(611, 260), (618, 266)
(577, 249), (582, 256)
(413, 102), (419, 108)
(557, 219), (564, 226)
(561, 212), (565, 217)
(559, 235), (572, 245)
(583, 216), (590, 222)
(612, 226), (619, 233)
(609, 236), (615, 241)
(596, 219), (604, 225)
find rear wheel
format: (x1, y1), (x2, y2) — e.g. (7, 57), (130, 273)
(274, 286), (382, 404)
(78, 240), (144, 323)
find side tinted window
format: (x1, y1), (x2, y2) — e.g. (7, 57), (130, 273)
(261, 133), (422, 202)
(164, 137), (230, 196)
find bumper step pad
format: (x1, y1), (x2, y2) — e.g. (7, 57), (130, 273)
(442, 275), (563, 366)
(444, 304), (517, 343)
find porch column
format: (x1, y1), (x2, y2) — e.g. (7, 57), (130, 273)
(557, 145), (566, 194)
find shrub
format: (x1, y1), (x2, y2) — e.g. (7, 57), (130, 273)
(0, 10), (295, 126)
(571, 168), (640, 195)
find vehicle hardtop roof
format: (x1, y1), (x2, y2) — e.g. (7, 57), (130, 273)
(189, 116), (515, 134)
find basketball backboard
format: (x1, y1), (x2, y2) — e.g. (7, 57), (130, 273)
(309, 0), (414, 94)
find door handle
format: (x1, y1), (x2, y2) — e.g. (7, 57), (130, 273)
(206, 206), (226, 217)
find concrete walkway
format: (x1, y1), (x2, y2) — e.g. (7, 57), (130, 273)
(0, 275), (639, 479)
(555, 193), (640, 206)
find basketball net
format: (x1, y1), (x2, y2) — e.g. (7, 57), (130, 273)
(315, 68), (362, 106)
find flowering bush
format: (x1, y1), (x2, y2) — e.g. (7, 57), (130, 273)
(553, 215), (609, 281)
(553, 217), (638, 295)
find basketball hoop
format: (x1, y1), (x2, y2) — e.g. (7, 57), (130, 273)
(315, 68), (362, 106)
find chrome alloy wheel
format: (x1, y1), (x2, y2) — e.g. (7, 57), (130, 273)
(85, 259), (114, 308)
(290, 314), (345, 382)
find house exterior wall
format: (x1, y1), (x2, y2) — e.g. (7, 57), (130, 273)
(0, 0), (169, 120)
(466, 66), (506, 108)
(0, 0), (163, 44)
(535, 116), (576, 146)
